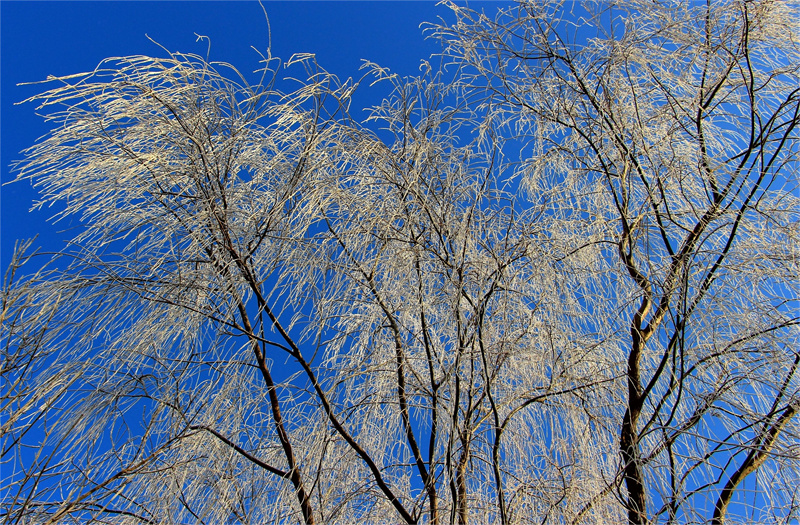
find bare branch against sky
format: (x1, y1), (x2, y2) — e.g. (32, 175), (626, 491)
(2, 2), (799, 524)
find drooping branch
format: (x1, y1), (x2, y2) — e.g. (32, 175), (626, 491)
(712, 403), (798, 525)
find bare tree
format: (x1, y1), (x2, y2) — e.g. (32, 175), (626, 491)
(435, 0), (800, 523)
(2, 1), (799, 524)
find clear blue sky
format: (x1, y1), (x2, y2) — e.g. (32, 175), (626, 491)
(1, 1), (495, 270)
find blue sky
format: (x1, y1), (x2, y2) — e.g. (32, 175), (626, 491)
(1, 1), (482, 270)
(2, 4), (795, 522)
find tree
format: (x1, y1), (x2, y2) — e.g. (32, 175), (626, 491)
(435, 0), (800, 523)
(1, 2), (798, 524)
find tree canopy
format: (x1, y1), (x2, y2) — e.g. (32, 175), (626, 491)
(2, 1), (799, 524)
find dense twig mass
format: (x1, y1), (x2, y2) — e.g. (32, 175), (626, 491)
(2, 1), (799, 524)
